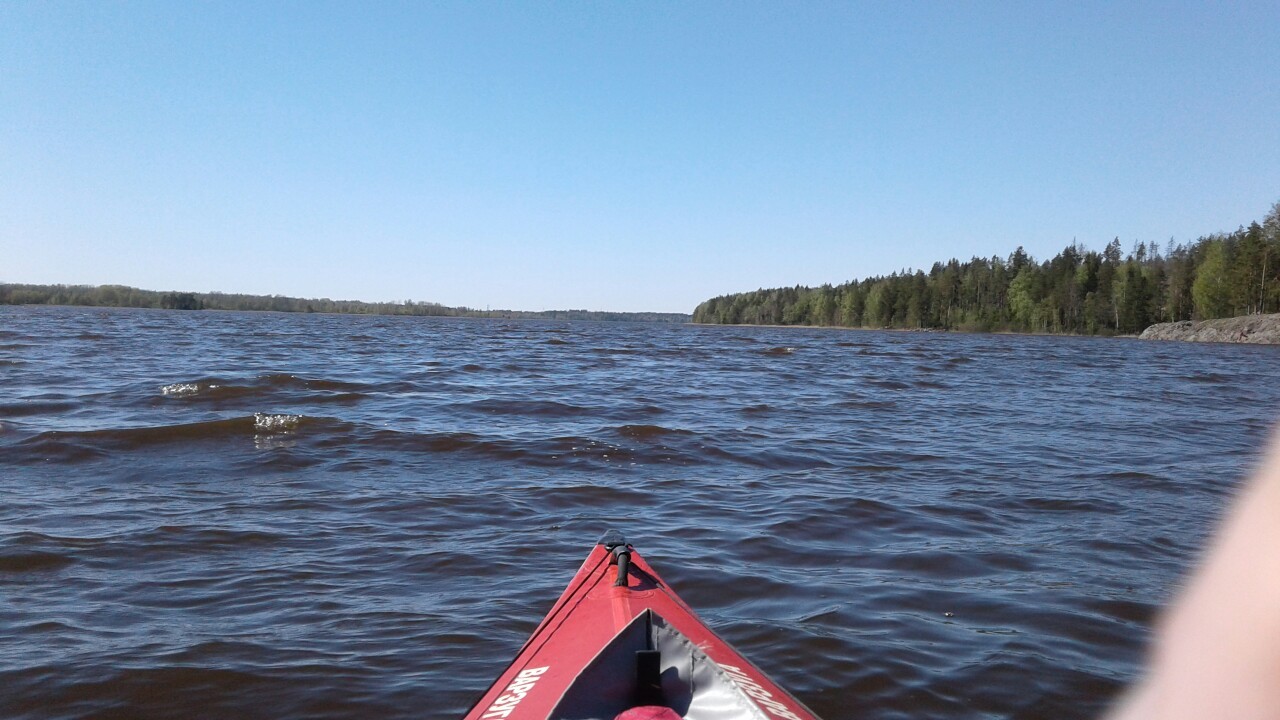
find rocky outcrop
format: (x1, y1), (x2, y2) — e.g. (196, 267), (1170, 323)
(1139, 314), (1280, 344)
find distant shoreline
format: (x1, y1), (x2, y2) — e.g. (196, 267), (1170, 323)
(0, 283), (691, 324)
(693, 316), (1280, 344)
(691, 321), (1123, 340)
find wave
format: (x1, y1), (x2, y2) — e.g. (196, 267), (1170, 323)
(3, 531), (109, 550)
(833, 398), (898, 410)
(612, 424), (692, 440)
(1015, 496), (1122, 513)
(701, 444), (836, 471)
(159, 374), (369, 401)
(1183, 372), (1232, 384)
(1084, 597), (1157, 625)
(7, 418), (749, 469)
(254, 413), (300, 432)
(35, 416), (255, 443)
(351, 428), (758, 469)
(11, 414), (321, 461)
(0, 551), (75, 573)
(370, 430), (646, 467)
(1094, 470), (1169, 490)
(455, 399), (597, 418)
(0, 400), (79, 417)
(137, 525), (288, 550)
(366, 429), (533, 461)
(161, 382), (202, 396)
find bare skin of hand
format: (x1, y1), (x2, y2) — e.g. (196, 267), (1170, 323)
(1108, 430), (1280, 720)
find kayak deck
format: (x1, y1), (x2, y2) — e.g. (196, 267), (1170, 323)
(465, 532), (820, 720)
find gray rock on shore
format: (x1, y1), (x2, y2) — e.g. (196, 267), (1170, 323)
(1139, 314), (1280, 344)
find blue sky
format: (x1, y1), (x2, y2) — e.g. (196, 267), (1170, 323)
(2, 1), (1278, 313)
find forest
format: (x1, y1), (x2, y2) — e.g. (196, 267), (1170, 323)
(0, 284), (690, 324)
(694, 201), (1280, 335)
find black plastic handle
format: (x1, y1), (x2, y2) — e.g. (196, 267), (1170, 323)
(599, 529), (632, 587)
(613, 548), (631, 587)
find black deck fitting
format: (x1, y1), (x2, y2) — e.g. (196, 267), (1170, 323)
(599, 529), (632, 587)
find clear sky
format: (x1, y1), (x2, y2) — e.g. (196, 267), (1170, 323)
(2, 1), (1278, 313)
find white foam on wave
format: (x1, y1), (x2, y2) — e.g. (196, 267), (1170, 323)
(254, 413), (301, 432)
(161, 382), (200, 396)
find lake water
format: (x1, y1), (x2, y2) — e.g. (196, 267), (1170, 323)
(2, 305), (1278, 719)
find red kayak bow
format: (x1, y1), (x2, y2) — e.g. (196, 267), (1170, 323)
(464, 531), (821, 720)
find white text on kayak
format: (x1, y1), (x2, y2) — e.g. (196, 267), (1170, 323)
(480, 666), (549, 718)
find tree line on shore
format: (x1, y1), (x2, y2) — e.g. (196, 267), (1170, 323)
(0, 284), (690, 324)
(694, 201), (1280, 335)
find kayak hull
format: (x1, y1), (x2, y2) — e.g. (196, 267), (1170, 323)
(464, 534), (820, 720)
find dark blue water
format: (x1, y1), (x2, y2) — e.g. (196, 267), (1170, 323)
(2, 305), (1277, 719)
